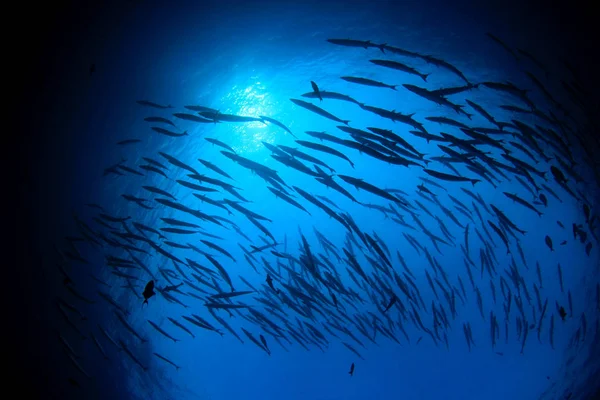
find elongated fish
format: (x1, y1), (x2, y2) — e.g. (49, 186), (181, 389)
(300, 90), (362, 105)
(370, 59), (430, 81)
(327, 38), (385, 52)
(260, 116), (296, 137)
(423, 169), (480, 186)
(341, 76), (397, 90)
(290, 99), (350, 125)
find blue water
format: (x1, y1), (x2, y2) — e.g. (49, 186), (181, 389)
(24, 1), (600, 400)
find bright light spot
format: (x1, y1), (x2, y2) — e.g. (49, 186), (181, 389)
(218, 80), (279, 155)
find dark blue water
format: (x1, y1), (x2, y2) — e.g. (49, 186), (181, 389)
(14, 1), (600, 399)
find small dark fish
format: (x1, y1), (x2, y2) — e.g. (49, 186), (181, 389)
(89, 63), (95, 76)
(550, 166), (567, 185)
(142, 280), (155, 306)
(349, 362), (355, 377)
(558, 306), (567, 321)
(545, 235), (554, 251)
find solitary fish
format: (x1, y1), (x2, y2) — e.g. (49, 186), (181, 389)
(545, 235), (554, 251)
(558, 306), (567, 321)
(142, 280), (155, 306)
(349, 362), (355, 377)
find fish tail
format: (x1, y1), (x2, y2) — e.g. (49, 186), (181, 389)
(390, 85), (397, 91)
(422, 73), (430, 82)
(343, 120), (350, 125)
(471, 179), (481, 186)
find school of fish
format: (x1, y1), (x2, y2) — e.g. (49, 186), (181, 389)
(51, 33), (600, 398)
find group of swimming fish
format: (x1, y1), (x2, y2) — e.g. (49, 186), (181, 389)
(51, 32), (599, 397)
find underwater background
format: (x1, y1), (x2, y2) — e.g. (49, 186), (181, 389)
(12, 1), (600, 399)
